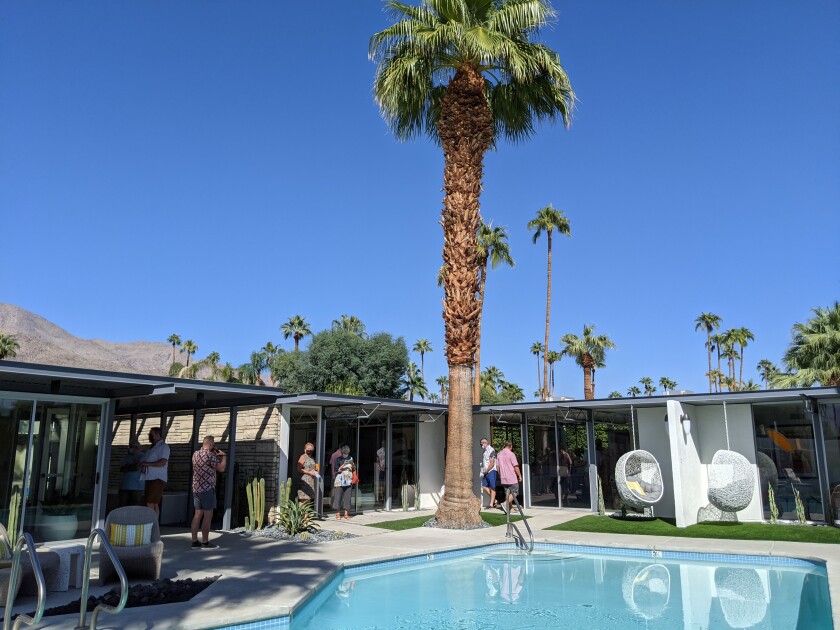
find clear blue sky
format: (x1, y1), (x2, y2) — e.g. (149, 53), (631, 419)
(2, 1), (838, 398)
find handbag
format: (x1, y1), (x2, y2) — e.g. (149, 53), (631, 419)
(352, 471), (360, 485)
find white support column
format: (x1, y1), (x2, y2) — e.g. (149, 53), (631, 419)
(277, 404), (291, 489)
(667, 400), (704, 527)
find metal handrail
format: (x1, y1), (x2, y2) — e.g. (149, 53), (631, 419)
(2, 533), (46, 630)
(74, 528), (128, 630)
(505, 494), (534, 553)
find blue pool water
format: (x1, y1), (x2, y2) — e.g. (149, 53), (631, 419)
(219, 543), (833, 630)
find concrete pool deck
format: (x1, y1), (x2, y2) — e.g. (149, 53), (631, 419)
(7, 508), (839, 629)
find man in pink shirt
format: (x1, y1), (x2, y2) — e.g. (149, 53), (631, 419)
(495, 441), (523, 513)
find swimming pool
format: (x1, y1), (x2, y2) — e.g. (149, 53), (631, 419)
(217, 542), (833, 629)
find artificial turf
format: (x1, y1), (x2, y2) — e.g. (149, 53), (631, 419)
(547, 515), (840, 544)
(368, 511), (523, 531)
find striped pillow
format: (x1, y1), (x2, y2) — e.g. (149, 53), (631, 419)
(109, 523), (152, 547)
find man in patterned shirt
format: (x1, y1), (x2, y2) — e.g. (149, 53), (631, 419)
(191, 436), (227, 549)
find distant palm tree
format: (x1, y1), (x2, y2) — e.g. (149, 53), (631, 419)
(219, 362), (239, 383)
(530, 342), (545, 400)
(428, 393), (441, 403)
(639, 377), (655, 396)
(722, 375), (738, 392)
(608, 391), (622, 399)
(694, 313), (721, 393)
(0, 333), (20, 360)
(756, 359), (777, 390)
(480, 365), (504, 392)
(167, 334), (182, 366)
(413, 339), (433, 384)
(403, 363), (428, 401)
(774, 302), (840, 387)
(720, 330), (739, 382)
(182, 340), (197, 367)
(499, 381), (525, 403)
(710, 332), (725, 388)
(626, 386), (641, 398)
(474, 221), (514, 404)
(239, 351), (268, 386)
(659, 377), (677, 395)
(261, 342), (280, 361)
(732, 326), (755, 387)
(282, 315), (312, 352)
(332, 315), (366, 338)
(178, 363), (199, 379)
(559, 324), (616, 400)
(435, 375), (449, 404)
(706, 369), (724, 391)
(546, 350), (561, 399)
(528, 205), (571, 401)
(204, 351), (221, 380)
(741, 379), (761, 391)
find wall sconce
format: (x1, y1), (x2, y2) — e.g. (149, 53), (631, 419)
(680, 413), (691, 435)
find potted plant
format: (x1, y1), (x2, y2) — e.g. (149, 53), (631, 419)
(39, 495), (79, 541)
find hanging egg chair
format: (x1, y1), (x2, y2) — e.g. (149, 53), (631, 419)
(707, 401), (756, 513)
(615, 406), (665, 510)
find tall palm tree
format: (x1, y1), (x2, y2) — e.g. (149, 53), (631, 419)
(694, 313), (721, 393)
(182, 340), (197, 367)
(403, 363), (428, 401)
(732, 326), (755, 387)
(0, 333), (20, 360)
(627, 386), (641, 398)
(371, 0), (574, 528)
(559, 324), (616, 400)
(413, 339), (433, 384)
(710, 332), (725, 387)
(530, 342), (544, 399)
(281, 315), (312, 352)
(546, 350), (560, 399)
(528, 205), (572, 401)
(756, 359), (777, 390)
(659, 377), (677, 395)
(474, 221), (514, 404)
(639, 377), (656, 396)
(706, 369), (724, 392)
(436, 375), (449, 403)
(332, 314), (367, 337)
(167, 334), (182, 366)
(720, 331), (739, 382)
(774, 302), (840, 387)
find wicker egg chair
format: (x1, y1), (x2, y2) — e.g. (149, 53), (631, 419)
(615, 450), (664, 510)
(707, 402), (756, 514)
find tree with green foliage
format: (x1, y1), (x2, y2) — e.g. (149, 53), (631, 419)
(413, 338), (433, 384)
(529, 205), (571, 401)
(436, 375), (449, 403)
(203, 351), (221, 380)
(608, 391), (622, 399)
(639, 377), (655, 396)
(731, 326), (755, 388)
(530, 341), (544, 400)
(694, 313), (721, 393)
(281, 315), (312, 352)
(239, 351), (268, 386)
(474, 221), (514, 404)
(332, 314), (367, 338)
(626, 385), (641, 397)
(559, 324), (615, 400)
(166, 333), (181, 367)
(756, 359), (778, 390)
(546, 350), (560, 399)
(371, 0), (573, 528)
(0, 333), (19, 359)
(182, 339), (197, 367)
(403, 362), (429, 401)
(270, 351), (309, 393)
(773, 302), (840, 387)
(659, 377), (677, 395)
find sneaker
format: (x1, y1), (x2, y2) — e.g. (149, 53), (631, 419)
(201, 542), (219, 550)
(191, 541), (201, 549)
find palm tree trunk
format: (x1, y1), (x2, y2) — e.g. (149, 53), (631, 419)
(473, 259), (488, 405)
(706, 331), (712, 393)
(535, 353), (542, 398)
(294, 334), (300, 352)
(738, 347), (745, 387)
(186, 352), (190, 367)
(435, 65), (491, 528)
(583, 354), (594, 399)
(543, 232), (553, 401)
(171, 345), (176, 366)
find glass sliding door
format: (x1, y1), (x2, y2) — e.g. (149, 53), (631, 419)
(324, 418), (357, 515)
(527, 417), (559, 508)
(592, 410), (633, 513)
(357, 422), (387, 511)
(820, 402), (840, 522)
(391, 419), (418, 511)
(0, 399), (34, 541)
(754, 402), (824, 522)
(559, 422), (590, 508)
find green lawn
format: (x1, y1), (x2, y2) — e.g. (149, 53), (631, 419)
(369, 511), (522, 531)
(547, 515), (840, 544)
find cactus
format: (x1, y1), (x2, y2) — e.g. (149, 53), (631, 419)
(597, 475), (606, 516)
(793, 486), (807, 524)
(6, 485), (21, 542)
(245, 477), (266, 530)
(768, 483), (779, 524)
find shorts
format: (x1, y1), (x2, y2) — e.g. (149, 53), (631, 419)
(193, 489), (217, 510)
(378, 469), (386, 481)
(144, 479), (165, 505)
(502, 482), (520, 496)
(481, 470), (498, 488)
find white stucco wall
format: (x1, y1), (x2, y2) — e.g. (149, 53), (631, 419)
(277, 404), (291, 486)
(418, 414), (446, 509)
(667, 401), (707, 527)
(637, 406), (674, 518)
(694, 403), (762, 521)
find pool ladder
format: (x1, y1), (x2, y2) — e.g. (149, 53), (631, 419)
(505, 494), (534, 553)
(74, 528), (129, 630)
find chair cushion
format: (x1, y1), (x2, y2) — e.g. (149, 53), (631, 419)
(110, 523), (152, 547)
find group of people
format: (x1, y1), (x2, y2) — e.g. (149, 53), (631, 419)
(118, 427), (227, 549)
(479, 438), (524, 513)
(296, 442), (359, 520)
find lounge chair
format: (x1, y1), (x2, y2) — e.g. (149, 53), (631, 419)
(99, 506), (163, 585)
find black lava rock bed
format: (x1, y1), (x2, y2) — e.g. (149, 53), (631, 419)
(34, 576), (219, 617)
